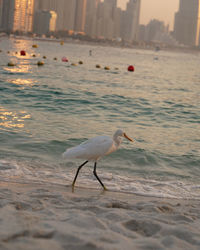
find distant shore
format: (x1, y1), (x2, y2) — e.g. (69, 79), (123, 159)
(2, 33), (200, 55)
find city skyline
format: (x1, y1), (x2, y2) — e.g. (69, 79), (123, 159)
(118, 0), (179, 30)
(1, 0), (200, 47)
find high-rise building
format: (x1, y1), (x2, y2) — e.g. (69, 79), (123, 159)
(85, 0), (100, 37)
(113, 7), (122, 39)
(35, 0), (76, 31)
(33, 10), (57, 35)
(74, 0), (87, 32)
(13, 0), (34, 32)
(0, 0), (3, 30)
(1, 0), (16, 32)
(2, 0), (34, 32)
(62, 0), (76, 31)
(121, 0), (141, 41)
(96, 0), (117, 39)
(144, 19), (166, 42)
(173, 0), (200, 46)
(1, 0), (34, 33)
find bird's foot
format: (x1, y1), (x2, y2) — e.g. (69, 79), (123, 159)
(103, 186), (108, 191)
(72, 183), (75, 193)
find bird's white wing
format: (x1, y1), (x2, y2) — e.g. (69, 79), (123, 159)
(63, 135), (115, 161)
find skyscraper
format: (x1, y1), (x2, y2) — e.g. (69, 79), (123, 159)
(121, 0), (141, 42)
(0, 0), (3, 29)
(62, 0), (76, 31)
(174, 0), (200, 46)
(1, 0), (34, 33)
(35, 0), (76, 31)
(85, 0), (100, 37)
(13, 0), (34, 32)
(33, 10), (57, 35)
(1, 0), (15, 32)
(74, 0), (87, 32)
(96, 0), (118, 39)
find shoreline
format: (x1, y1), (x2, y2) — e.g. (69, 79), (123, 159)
(2, 34), (200, 55)
(1, 178), (200, 202)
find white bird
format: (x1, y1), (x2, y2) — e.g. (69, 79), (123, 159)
(63, 129), (134, 190)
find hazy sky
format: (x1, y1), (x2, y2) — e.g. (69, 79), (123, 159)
(118, 0), (179, 30)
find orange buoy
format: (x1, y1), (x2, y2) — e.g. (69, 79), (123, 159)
(128, 65), (134, 72)
(37, 61), (44, 66)
(20, 50), (26, 56)
(7, 61), (16, 66)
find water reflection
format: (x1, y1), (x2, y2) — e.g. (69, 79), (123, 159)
(0, 107), (31, 130)
(12, 38), (33, 58)
(3, 38), (36, 74)
(8, 78), (36, 87)
(4, 64), (32, 74)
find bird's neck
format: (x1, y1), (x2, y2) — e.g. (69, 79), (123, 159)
(113, 136), (122, 148)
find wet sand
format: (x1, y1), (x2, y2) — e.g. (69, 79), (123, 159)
(0, 181), (200, 250)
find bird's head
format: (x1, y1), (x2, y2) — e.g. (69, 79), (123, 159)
(113, 129), (134, 144)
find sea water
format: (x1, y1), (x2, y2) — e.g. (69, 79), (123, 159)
(0, 37), (199, 199)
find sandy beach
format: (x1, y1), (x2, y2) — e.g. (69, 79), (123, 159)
(0, 181), (199, 250)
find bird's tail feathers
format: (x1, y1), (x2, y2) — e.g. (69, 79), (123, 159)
(62, 146), (86, 159)
(62, 148), (76, 159)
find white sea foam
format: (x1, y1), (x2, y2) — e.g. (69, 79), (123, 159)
(0, 159), (199, 200)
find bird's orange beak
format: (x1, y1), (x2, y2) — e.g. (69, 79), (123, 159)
(123, 133), (134, 142)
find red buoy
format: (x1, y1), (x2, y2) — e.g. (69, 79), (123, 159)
(128, 65), (134, 72)
(20, 50), (26, 56)
(62, 56), (68, 62)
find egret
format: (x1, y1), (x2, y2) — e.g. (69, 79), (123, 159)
(63, 129), (134, 190)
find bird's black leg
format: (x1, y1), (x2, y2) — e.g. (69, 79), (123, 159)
(93, 162), (107, 190)
(72, 160), (88, 187)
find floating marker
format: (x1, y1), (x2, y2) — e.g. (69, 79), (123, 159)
(20, 50), (26, 56)
(78, 61), (83, 64)
(37, 61), (44, 66)
(7, 62), (16, 66)
(104, 66), (110, 70)
(32, 44), (38, 48)
(128, 65), (134, 72)
(96, 64), (101, 68)
(62, 56), (68, 62)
